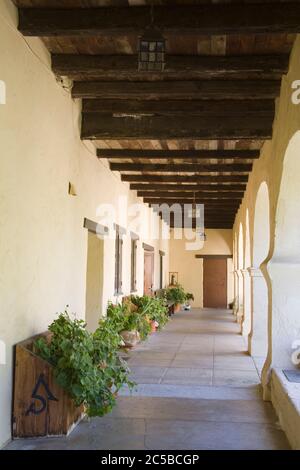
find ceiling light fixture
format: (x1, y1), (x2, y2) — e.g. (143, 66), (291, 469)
(138, 4), (166, 72)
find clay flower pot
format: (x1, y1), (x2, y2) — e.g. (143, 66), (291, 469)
(174, 303), (181, 313)
(120, 330), (141, 348)
(150, 320), (159, 333)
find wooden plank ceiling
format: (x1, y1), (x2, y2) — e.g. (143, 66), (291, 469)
(14, 0), (297, 228)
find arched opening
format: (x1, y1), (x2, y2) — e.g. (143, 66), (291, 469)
(268, 131), (300, 369)
(236, 223), (244, 323)
(233, 231), (239, 315)
(249, 182), (270, 368)
(242, 210), (251, 337)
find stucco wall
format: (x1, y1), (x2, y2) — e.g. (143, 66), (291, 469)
(0, 1), (169, 447)
(169, 229), (234, 308)
(233, 34), (300, 375)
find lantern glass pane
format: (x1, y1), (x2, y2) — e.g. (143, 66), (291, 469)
(138, 33), (165, 72)
(141, 52), (148, 61)
(141, 41), (149, 51)
(148, 41), (156, 52)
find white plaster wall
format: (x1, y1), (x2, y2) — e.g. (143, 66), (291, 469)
(233, 34), (300, 402)
(0, 1), (169, 447)
(271, 369), (300, 450)
(169, 229), (233, 308)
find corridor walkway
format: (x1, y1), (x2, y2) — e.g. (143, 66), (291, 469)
(6, 309), (289, 450)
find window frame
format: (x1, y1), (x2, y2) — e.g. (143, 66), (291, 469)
(159, 250), (165, 290)
(131, 238), (138, 293)
(114, 227), (124, 295)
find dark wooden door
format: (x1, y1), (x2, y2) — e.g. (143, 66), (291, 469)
(144, 251), (154, 296)
(203, 258), (227, 308)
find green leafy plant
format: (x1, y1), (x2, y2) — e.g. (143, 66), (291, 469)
(166, 284), (187, 305)
(185, 293), (194, 302)
(106, 301), (128, 333)
(34, 310), (134, 417)
(123, 308), (151, 340)
(131, 295), (168, 330)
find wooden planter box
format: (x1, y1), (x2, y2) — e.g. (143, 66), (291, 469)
(13, 332), (84, 439)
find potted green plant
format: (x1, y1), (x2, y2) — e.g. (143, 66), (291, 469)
(131, 295), (168, 333)
(184, 293), (194, 310)
(166, 285), (187, 313)
(34, 309), (134, 418)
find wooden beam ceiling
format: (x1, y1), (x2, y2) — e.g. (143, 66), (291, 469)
(144, 199), (240, 206)
(110, 163), (252, 173)
(121, 175), (249, 183)
(15, 1), (297, 229)
(73, 80), (280, 100)
(137, 191), (243, 199)
(53, 54), (289, 81)
(83, 115), (272, 140)
(84, 99), (275, 117)
(18, 4), (300, 36)
(130, 184), (246, 192)
(97, 149), (260, 160)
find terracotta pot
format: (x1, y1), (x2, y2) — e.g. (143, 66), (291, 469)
(120, 330), (141, 348)
(174, 303), (181, 313)
(150, 320), (158, 333)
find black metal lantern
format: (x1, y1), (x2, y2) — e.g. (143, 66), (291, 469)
(138, 25), (166, 72)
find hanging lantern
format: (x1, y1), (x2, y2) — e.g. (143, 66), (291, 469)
(138, 25), (166, 72)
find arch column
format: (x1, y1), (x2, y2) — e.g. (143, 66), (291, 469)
(236, 269), (244, 324)
(241, 268), (251, 337)
(233, 269), (239, 316)
(248, 267), (268, 358)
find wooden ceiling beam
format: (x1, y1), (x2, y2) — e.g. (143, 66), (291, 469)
(131, 184), (246, 191)
(121, 175), (249, 183)
(53, 54), (289, 81)
(74, 80), (280, 100)
(83, 115), (271, 140)
(18, 4), (300, 36)
(110, 163), (252, 172)
(145, 198), (240, 206)
(170, 225), (234, 230)
(152, 205), (237, 212)
(138, 191), (243, 199)
(86, 99), (275, 117)
(97, 149), (260, 160)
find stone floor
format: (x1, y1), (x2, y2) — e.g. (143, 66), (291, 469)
(6, 308), (290, 450)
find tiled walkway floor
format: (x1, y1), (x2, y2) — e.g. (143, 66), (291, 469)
(6, 309), (290, 450)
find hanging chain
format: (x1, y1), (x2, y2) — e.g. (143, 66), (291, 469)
(150, 2), (154, 26)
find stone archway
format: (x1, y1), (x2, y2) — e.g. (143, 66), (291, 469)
(268, 131), (300, 370)
(236, 223), (244, 324)
(233, 231), (239, 315)
(249, 182), (270, 367)
(242, 210), (251, 336)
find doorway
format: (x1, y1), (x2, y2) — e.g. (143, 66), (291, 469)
(85, 231), (104, 331)
(203, 257), (227, 308)
(144, 250), (154, 296)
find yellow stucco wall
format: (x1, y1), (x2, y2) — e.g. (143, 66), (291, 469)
(0, 1), (169, 447)
(169, 229), (234, 308)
